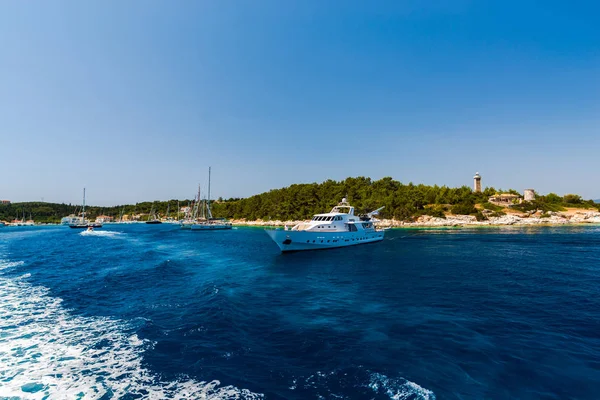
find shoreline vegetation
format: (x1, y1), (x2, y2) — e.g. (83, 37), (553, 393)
(2, 177), (599, 227)
(230, 210), (600, 228)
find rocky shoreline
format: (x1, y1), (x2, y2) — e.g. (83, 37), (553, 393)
(231, 210), (600, 228)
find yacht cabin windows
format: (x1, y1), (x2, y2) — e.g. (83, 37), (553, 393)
(313, 215), (344, 222)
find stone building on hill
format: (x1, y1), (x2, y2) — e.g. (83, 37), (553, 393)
(524, 189), (535, 201)
(488, 193), (522, 207)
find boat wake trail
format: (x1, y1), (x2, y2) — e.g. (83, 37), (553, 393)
(0, 259), (263, 399)
(369, 372), (435, 400)
(79, 230), (123, 238)
(288, 368), (435, 399)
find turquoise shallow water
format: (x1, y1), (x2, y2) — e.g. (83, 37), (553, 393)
(1, 224), (599, 399)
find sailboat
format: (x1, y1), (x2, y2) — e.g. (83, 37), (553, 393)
(164, 202), (176, 223)
(146, 202), (162, 224)
(69, 188), (103, 229)
(14, 208), (35, 226)
(189, 167), (232, 231)
(180, 186), (201, 229)
(24, 210), (35, 226)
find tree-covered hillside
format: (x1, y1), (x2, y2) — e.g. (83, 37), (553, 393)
(0, 200), (192, 224)
(211, 177), (495, 220)
(2, 177), (598, 223)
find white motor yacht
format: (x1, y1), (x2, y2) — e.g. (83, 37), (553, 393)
(265, 198), (384, 252)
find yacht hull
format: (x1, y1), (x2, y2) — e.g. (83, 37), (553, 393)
(265, 229), (384, 252)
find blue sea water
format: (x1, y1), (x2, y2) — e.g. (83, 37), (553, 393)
(1, 224), (600, 399)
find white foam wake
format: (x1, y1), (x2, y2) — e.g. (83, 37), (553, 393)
(0, 260), (25, 271)
(0, 260), (263, 399)
(79, 230), (123, 238)
(288, 369), (435, 399)
(369, 372), (436, 400)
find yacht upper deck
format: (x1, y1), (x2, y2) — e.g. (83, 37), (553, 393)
(290, 198), (381, 232)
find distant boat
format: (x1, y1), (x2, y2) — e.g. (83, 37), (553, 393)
(11, 208), (35, 226)
(265, 198), (384, 252)
(146, 203), (162, 224)
(69, 188), (103, 229)
(180, 186), (201, 229)
(61, 214), (84, 225)
(187, 167), (232, 231)
(163, 202), (177, 223)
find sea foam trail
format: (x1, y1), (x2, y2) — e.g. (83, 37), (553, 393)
(369, 372), (436, 400)
(79, 230), (123, 238)
(289, 369), (435, 399)
(0, 260), (263, 399)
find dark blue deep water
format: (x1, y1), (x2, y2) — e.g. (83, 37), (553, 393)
(1, 224), (600, 399)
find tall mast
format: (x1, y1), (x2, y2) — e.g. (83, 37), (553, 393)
(194, 184), (201, 219)
(207, 167), (213, 219)
(82, 188), (86, 222)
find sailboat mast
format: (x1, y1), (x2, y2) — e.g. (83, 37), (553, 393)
(194, 184), (201, 219)
(82, 188), (86, 222)
(207, 167), (213, 219)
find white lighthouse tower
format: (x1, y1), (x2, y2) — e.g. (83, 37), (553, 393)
(473, 172), (482, 193)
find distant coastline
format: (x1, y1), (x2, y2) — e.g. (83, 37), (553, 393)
(2, 177), (599, 226)
(231, 208), (600, 228)
(3, 210), (600, 229)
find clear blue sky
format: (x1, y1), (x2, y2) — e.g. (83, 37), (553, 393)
(1, 1), (598, 205)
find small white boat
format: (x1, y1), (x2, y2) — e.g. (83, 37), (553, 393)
(265, 198), (385, 252)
